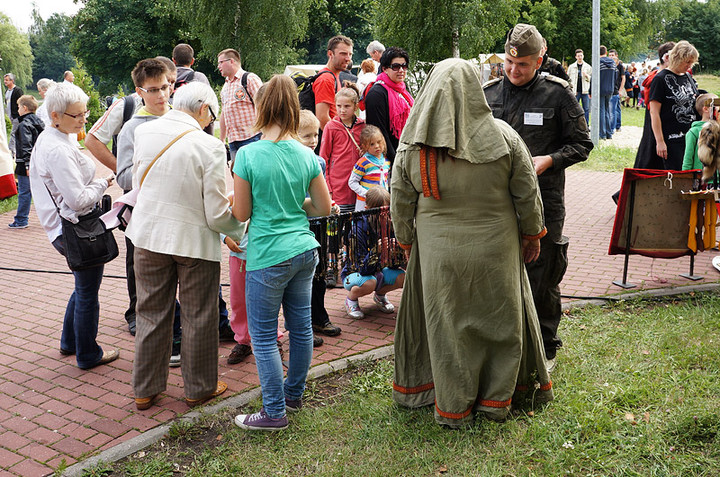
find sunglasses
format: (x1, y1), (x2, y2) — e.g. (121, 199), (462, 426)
(63, 110), (91, 119)
(390, 63), (409, 72)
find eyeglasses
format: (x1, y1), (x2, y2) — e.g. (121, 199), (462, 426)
(217, 58), (232, 66)
(63, 110), (91, 119)
(209, 106), (217, 123)
(390, 63), (409, 72)
(138, 84), (172, 95)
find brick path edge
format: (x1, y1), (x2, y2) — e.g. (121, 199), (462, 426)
(62, 345), (394, 477)
(62, 281), (720, 476)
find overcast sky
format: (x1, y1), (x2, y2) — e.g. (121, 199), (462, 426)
(1, 0), (81, 32)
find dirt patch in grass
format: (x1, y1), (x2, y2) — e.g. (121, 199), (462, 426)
(103, 360), (383, 476)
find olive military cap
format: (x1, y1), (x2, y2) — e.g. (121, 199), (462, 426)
(505, 23), (543, 58)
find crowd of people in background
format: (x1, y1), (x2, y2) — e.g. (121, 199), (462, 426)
(0, 24), (707, 430)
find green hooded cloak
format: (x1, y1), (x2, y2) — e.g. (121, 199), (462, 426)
(390, 58), (553, 427)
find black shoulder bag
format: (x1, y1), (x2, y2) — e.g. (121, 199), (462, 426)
(45, 184), (118, 271)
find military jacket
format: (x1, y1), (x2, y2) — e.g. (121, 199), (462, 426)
(483, 73), (593, 221)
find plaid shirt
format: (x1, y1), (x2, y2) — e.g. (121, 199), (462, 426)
(221, 69), (262, 142)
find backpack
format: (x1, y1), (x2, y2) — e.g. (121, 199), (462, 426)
(111, 96), (137, 157)
(240, 72), (254, 105)
(294, 70), (337, 113)
(357, 81), (375, 112)
(174, 70), (195, 90)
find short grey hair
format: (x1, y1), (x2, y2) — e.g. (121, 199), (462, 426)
(3, 73), (15, 82)
(366, 41), (385, 55)
(172, 81), (219, 118)
(44, 83), (89, 116)
(37, 78), (56, 92)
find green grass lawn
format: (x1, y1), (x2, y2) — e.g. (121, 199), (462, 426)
(578, 144), (636, 172)
(0, 195), (18, 215)
(86, 292), (720, 477)
(696, 74), (720, 96)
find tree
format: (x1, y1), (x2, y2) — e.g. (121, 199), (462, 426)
(666, 0), (720, 72)
(298, 0), (376, 65)
(0, 13), (34, 88)
(171, 0), (314, 79)
(72, 62), (104, 127)
(71, 0), (185, 95)
(373, 0), (521, 61)
(28, 10), (75, 84)
(518, 0), (683, 66)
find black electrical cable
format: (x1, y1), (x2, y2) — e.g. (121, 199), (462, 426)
(0, 266), (230, 287)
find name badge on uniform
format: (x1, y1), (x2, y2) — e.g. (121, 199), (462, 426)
(524, 112), (543, 126)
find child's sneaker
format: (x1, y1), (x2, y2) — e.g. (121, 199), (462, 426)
(345, 298), (364, 319)
(8, 222), (28, 229)
(169, 340), (181, 367)
(373, 294), (395, 313)
(235, 408), (288, 431)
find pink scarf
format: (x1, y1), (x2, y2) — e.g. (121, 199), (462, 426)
(376, 71), (414, 139)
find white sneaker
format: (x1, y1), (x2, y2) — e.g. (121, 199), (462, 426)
(373, 294), (395, 313)
(345, 299), (364, 319)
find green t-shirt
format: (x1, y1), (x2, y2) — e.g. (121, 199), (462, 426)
(233, 139), (322, 270)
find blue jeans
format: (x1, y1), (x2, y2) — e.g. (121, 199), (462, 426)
(575, 93), (590, 125)
(14, 173), (31, 226)
(246, 249), (318, 418)
(610, 94), (621, 130)
(599, 95), (612, 139)
(229, 133), (262, 159)
(53, 237), (105, 368)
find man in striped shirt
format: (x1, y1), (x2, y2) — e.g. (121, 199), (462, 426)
(217, 48), (262, 158)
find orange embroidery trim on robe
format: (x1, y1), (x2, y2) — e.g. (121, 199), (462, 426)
(435, 402), (473, 420)
(522, 227), (548, 241)
(393, 381), (435, 394)
(419, 146), (441, 200)
(477, 397), (513, 408)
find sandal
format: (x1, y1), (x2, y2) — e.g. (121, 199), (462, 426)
(185, 381), (228, 407)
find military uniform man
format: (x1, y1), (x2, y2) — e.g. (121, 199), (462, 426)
(483, 24), (593, 369)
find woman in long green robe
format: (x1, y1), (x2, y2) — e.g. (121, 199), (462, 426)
(390, 58), (553, 427)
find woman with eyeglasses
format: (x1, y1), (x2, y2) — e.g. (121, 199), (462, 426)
(126, 81), (245, 410)
(365, 46), (414, 166)
(29, 83), (119, 370)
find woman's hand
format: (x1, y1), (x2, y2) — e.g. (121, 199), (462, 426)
(522, 238), (541, 263)
(656, 140), (668, 160)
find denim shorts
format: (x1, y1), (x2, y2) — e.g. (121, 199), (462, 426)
(343, 267), (404, 291)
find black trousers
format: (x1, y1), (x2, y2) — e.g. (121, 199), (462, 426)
(525, 219), (568, 359)
(124, 236), (137, 325)
(311, 275), (329, 327)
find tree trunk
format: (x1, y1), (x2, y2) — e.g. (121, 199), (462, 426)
(452, 26), (460, 58)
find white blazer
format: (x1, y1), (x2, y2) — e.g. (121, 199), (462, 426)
(126, 109), (245, 262)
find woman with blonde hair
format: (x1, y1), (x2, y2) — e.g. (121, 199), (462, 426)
(639, 40), (699, 171)
(232, 74), (331, 431)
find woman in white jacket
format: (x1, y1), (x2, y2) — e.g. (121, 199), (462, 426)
(127, 81), (246, 410)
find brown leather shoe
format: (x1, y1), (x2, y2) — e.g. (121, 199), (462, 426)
(185, 381), (228, 407)
(135, 394), (159, 410)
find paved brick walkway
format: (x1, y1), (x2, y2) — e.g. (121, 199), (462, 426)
(1, 165), (718, 476)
